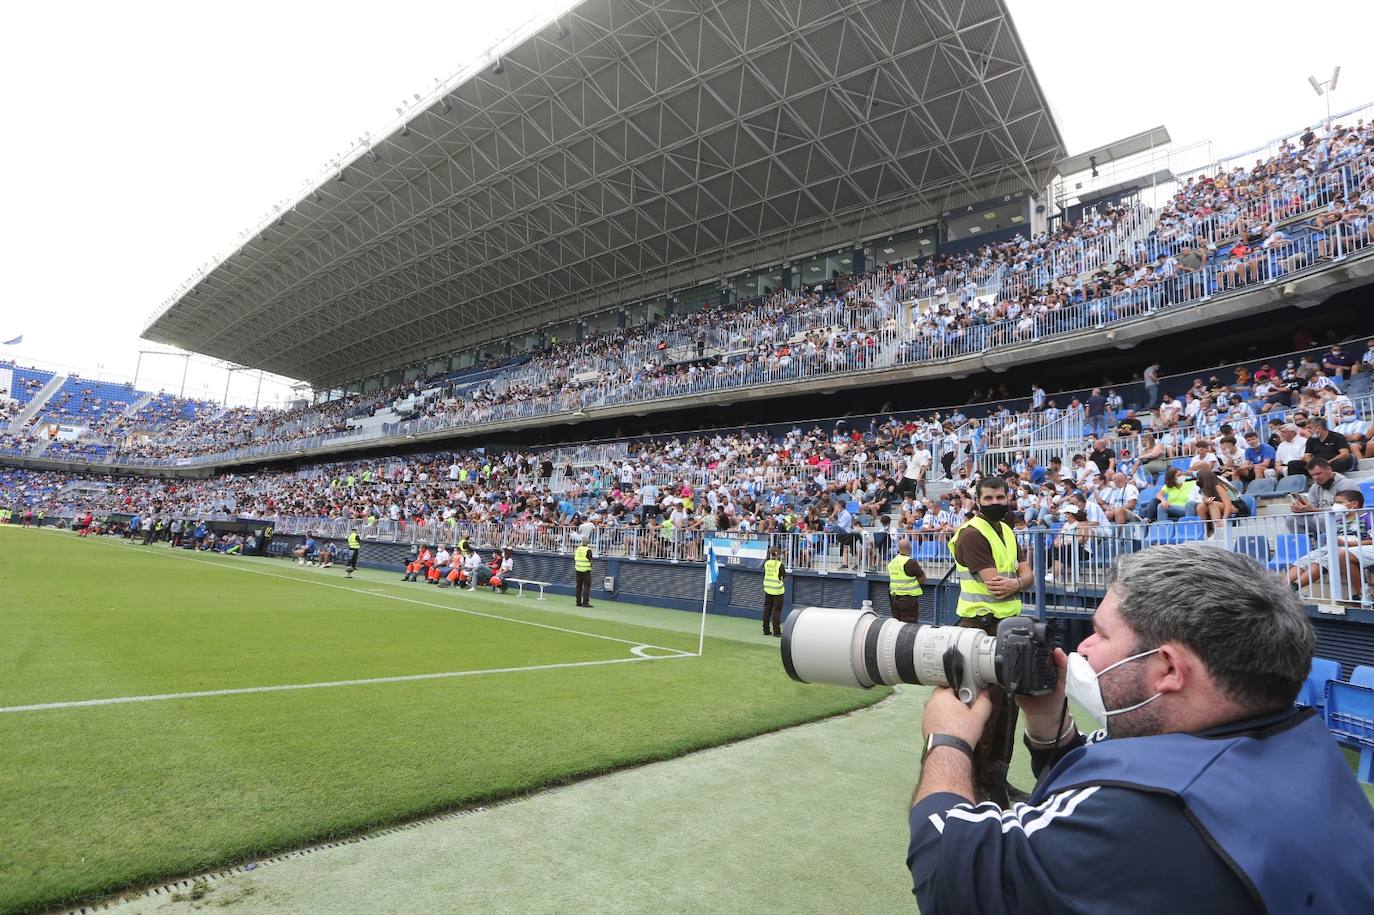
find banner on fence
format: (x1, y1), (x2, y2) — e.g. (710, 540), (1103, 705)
(705, 536), (770, 569)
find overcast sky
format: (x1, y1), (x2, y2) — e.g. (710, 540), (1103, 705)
(2, 0), (1372, 406)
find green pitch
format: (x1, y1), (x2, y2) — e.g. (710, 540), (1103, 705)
(0, 526), (881, 914)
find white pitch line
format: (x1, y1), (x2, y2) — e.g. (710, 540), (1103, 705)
(0, 653), (694, 714)
(57, 530), (695, 657)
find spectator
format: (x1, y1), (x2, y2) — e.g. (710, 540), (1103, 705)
(1303, 417), (1354, 473)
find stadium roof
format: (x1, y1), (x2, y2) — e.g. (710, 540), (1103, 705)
(143, 0), (1066, 389)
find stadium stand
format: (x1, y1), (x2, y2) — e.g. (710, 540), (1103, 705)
(1, 112), (1372, 468)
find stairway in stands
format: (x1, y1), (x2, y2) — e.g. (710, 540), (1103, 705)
(12, 373), (66, 427)
(122, 390), (157, 419)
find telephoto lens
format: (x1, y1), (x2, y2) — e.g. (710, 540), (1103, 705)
(780, 604), (1056, 703)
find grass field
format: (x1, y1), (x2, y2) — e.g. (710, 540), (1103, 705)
(0, 526), (882, 914)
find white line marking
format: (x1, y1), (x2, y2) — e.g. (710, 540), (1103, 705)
(0, 654), (694, 714)
(55, 530), (694, 657)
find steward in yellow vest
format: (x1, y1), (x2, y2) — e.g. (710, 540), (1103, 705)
(346, 529), (362, 578)
(573, 543), (594, 607)
(886, 539), (926, 623)
(946, 478), (1033, 808)
(762, 548), (786, 637)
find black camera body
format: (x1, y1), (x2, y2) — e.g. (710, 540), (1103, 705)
(994, 616), (1058, 695)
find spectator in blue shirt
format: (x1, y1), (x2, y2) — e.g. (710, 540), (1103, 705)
(1237, 430), (1276, 486)
(832, 503), (856, 569)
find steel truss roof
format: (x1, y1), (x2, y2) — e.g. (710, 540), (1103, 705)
(144, 0), (1065, 389)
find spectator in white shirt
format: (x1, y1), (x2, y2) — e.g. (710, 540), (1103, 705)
(1096, 472), (1141, 524)
(1188, 440), (1222, 474)
(1274, 424), (1309, 477)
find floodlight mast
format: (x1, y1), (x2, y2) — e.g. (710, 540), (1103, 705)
(1308, 66), (1341, 128)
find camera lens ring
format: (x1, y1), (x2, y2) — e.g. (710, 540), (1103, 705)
(862, 617), (884, 686)
(780, 607), (802, 682)
(894, 623), (922, 685)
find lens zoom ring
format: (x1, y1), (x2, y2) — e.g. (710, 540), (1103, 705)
(895, 623), (922, 685)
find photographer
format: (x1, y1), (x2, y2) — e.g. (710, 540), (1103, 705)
(907, 543), (1374, 914)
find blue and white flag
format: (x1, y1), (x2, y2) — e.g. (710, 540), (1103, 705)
(1, 335), (21, 346)
(706, 543), (719, 585)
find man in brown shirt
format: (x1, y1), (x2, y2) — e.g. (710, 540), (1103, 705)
(949, 478), (1034, 807)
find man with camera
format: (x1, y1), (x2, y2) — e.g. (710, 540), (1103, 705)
(946, 477), (1033, 806)
(908, 543), (1374, 914)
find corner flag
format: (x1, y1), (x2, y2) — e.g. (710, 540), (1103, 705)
(698, 543), (718, 656)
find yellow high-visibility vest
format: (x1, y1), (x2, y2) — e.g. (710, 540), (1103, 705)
(949, 516), (1022, 619)
(574, 545), (593, 572)
(762, 559), (785, 596)
(886, 555), (923, 598)
(347, 532), (361, 549)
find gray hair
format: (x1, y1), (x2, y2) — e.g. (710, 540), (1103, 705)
(1106, 542), (1314, 711)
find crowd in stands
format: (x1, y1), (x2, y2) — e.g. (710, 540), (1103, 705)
(0, 116), (1371, 473)
(5, 328), (1374, 599)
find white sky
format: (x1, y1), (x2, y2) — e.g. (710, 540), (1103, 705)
(2, 0), (1372, 407)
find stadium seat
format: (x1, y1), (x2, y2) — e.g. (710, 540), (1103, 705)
(1323, 680), (1374, 783)
(1245, 477), (1277, 496)
(1268, 534), (1311, 571)
(1233, 535), (1271, 565)
(1273, 474), (1309, 496)
(1173, 520), (1206, 542)
(1351, 665), (1374, 689)
(1241, 495), (1257, 518)
(1170, 457), (1192, 472)
(915, 539), (942, 561)
(1144, 522), (1174, 547)
(1298, 656), (1342, 709)
(1361, 480), (1374, 508)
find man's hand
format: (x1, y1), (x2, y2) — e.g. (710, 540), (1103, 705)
(985, 576), (1020, 599)
(1015, 648), (1069, 739)
(922, 687), (993, 748)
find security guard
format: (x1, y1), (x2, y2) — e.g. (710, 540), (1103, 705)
(886, 538), (927, 623)
(346, 528), (362, 578)
(761, 547), (786, 637)
(573, 541), (594, 607)
(947, 476), (1033, 807)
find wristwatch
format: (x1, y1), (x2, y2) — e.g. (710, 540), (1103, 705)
(923, 733), (975, 764)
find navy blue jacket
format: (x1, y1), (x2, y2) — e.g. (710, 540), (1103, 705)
(909, 707), (1374, 914)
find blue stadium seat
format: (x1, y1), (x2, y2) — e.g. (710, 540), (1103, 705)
(1273, 474), (1308, 496)
(1351, 665), (1374, 689)
(1361, 480), (1374, 509)
(915, 539), (942, 561)
(1144, 522), (1174, 547)
(1136, 486), (1159, 507)
(1299, 656), (1342, 709)
(1245, 477), (1277, 496)
(1173, 520), (1206, 542)
(1233, 535), (1271, 565)
(1170, 457), (1192, 472)
(1241, 495), (1257, 518)
(1323, 680), (1374, 783)
(1268, 534), (1311, 571)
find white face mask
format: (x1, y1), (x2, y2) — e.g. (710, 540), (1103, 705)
(1065, 648), (1162, 729)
